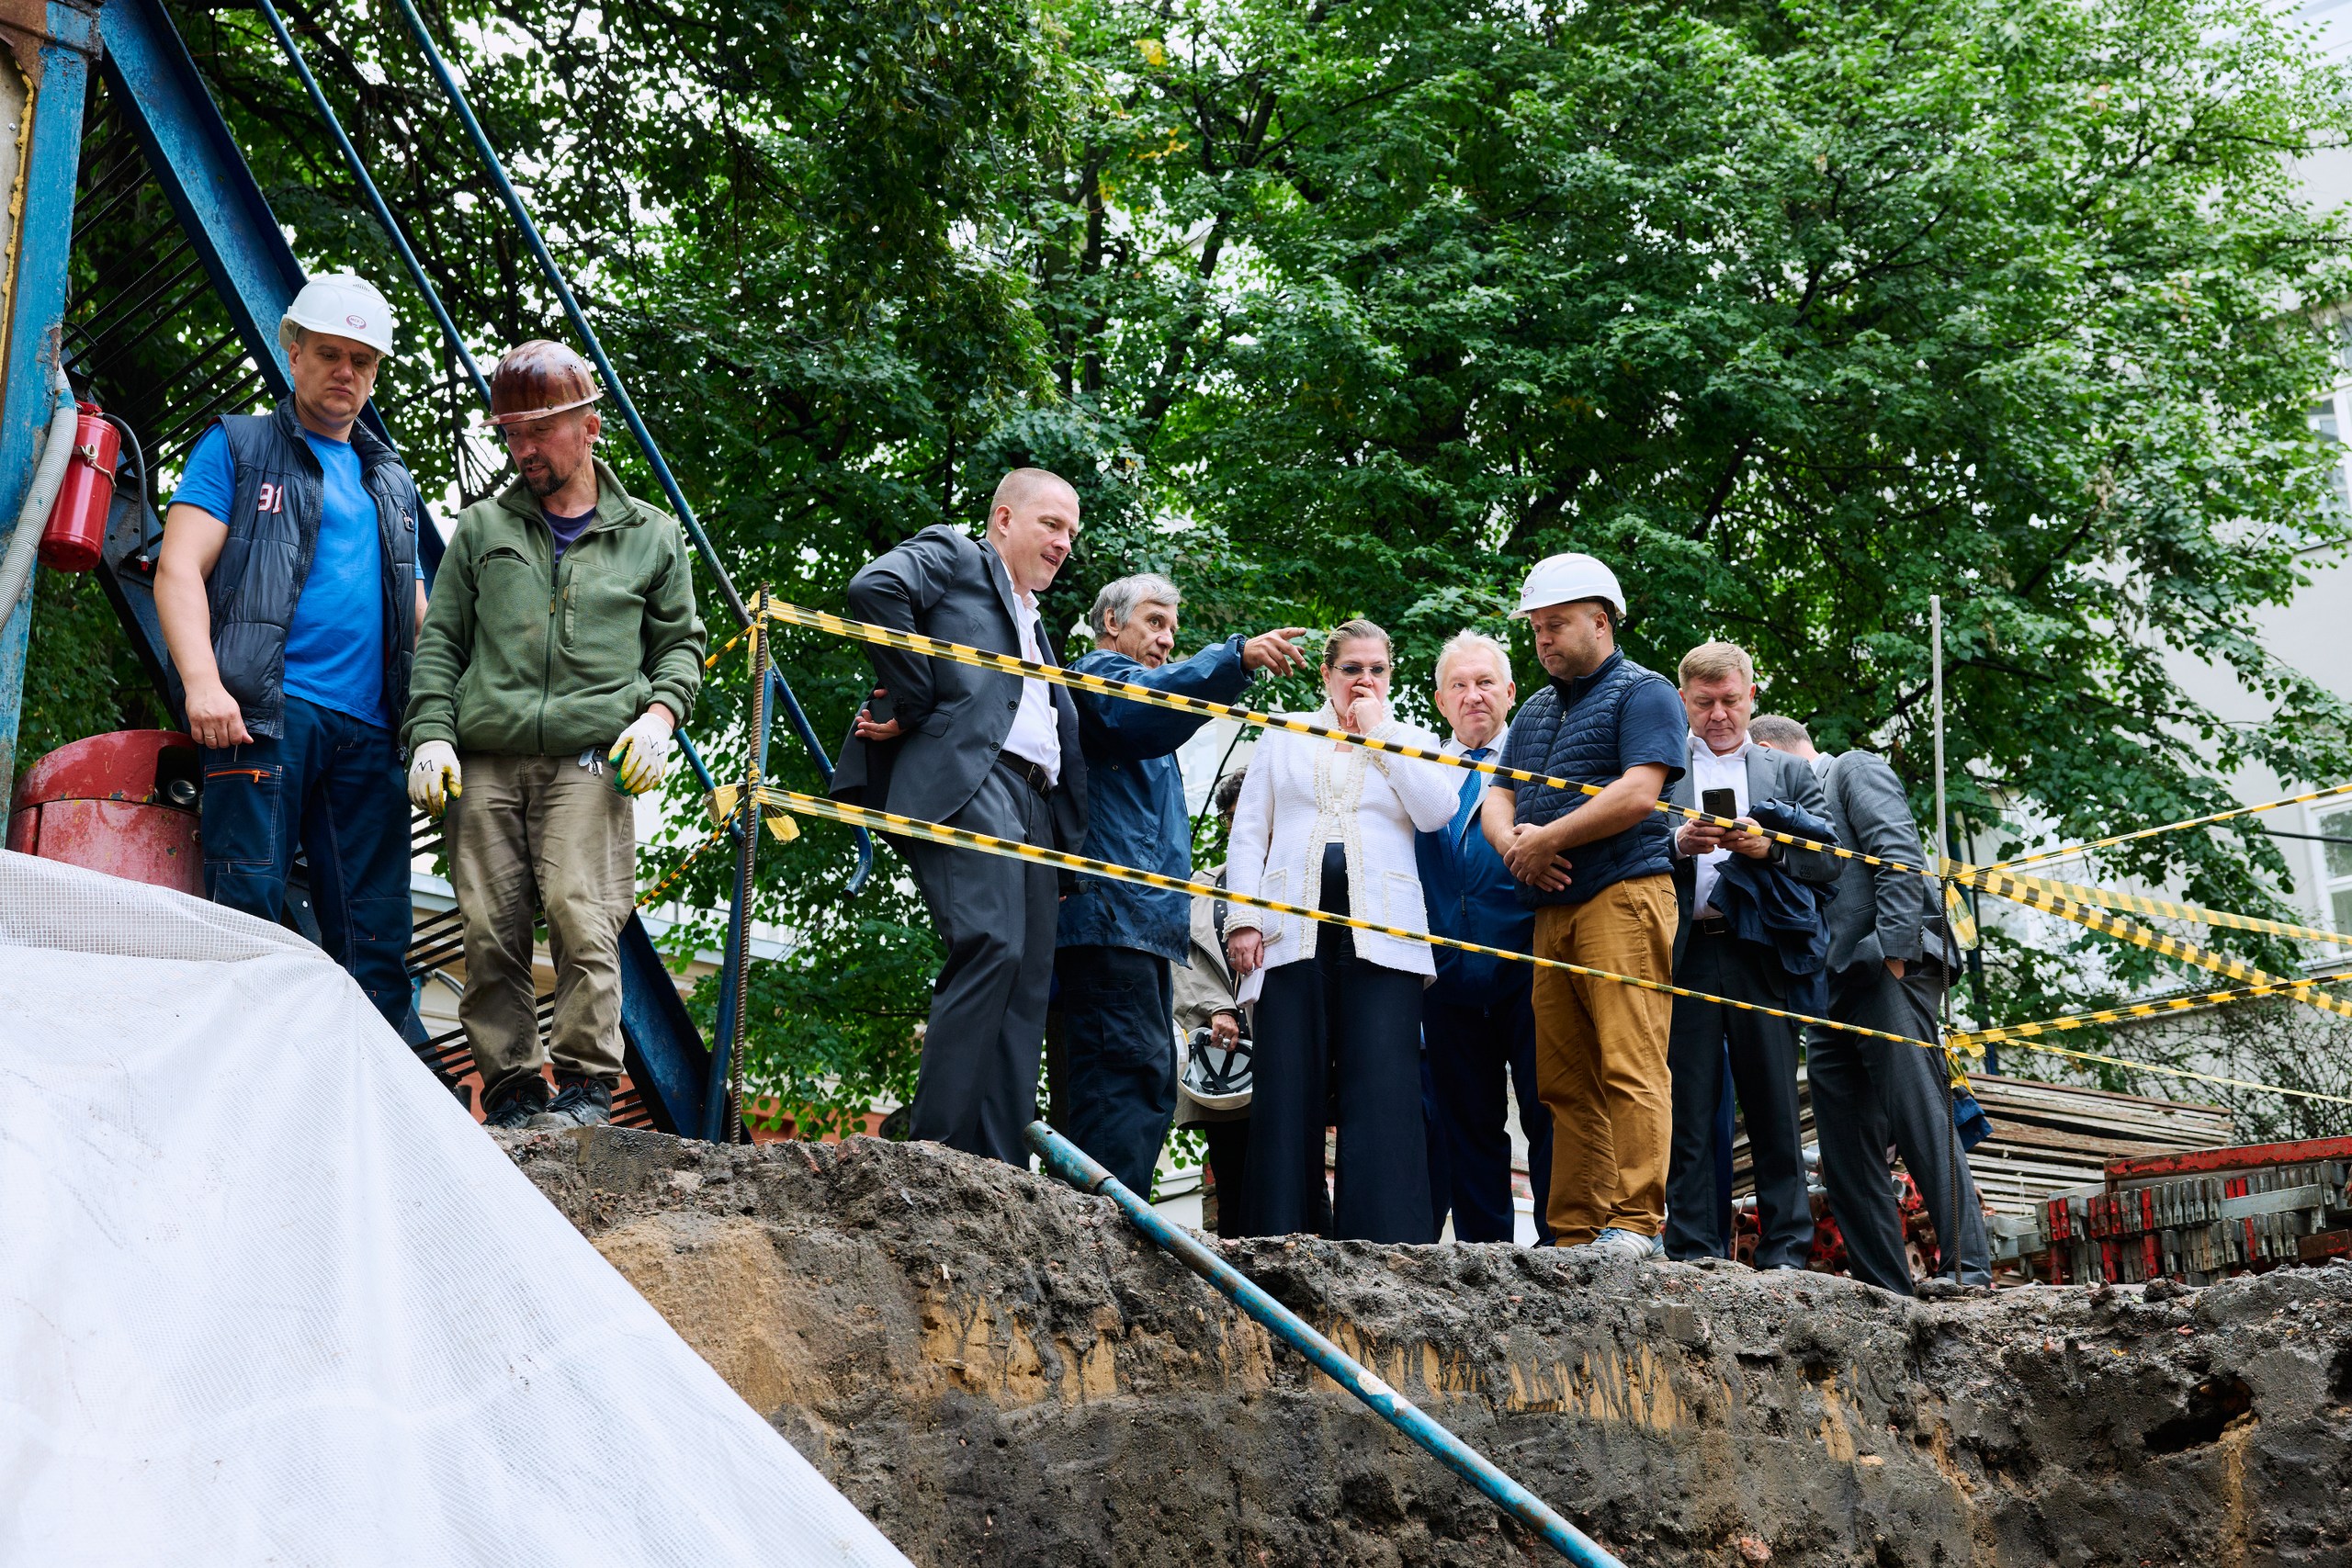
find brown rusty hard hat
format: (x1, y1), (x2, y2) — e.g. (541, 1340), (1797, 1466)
(488, 339), (604, 427)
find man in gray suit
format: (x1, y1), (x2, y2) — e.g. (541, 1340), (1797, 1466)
(832, 468), (1089, 1166)
(1661, 641), (1840, 1267)
(1749, 714), (1990, 1293)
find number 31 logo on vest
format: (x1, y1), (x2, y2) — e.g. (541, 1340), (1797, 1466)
(255, 481), (287, 514)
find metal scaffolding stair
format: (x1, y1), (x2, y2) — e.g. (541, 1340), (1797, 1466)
(59, 0), (816, 1137)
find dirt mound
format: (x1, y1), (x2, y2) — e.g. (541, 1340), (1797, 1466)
(503, 1127), (2352, 1567)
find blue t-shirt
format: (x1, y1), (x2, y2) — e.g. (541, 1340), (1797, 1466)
(546, 505), (596, 560)
(172, 423), (420, 729)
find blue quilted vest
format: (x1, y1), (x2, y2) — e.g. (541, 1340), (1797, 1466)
(1507, 649), (1679, 907)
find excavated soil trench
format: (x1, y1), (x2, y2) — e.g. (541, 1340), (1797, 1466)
(504, 1127), (2352, 1567)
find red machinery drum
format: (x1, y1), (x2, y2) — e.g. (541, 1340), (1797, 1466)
(6, 730), (204, 895)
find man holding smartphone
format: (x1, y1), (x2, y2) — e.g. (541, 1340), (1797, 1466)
(1661, 641), (1840, 1268)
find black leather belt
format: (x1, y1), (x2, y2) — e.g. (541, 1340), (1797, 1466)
(1692, 913), (1731, 938)
(997, 752), (1052, 796)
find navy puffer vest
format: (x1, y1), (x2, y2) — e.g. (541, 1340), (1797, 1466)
(206, 404), (423, 739)
(1508, 649), (1679, 907)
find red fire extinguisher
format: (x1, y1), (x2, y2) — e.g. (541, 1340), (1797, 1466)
(38, 400), (123, 573)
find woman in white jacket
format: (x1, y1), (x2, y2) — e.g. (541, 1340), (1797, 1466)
(1224, 619), (1462, 1241)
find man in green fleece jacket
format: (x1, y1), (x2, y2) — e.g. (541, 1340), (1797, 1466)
(402, 340), (706, 1129)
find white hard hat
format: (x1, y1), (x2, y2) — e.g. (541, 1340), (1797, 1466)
(1179, 1028), (1253, 1113)
(279, 272), (396, 357)
(1512, 552), (1624, 618)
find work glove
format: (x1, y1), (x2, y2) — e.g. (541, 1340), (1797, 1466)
(609, 707), (675, 795)
(407, 740), (461, 818)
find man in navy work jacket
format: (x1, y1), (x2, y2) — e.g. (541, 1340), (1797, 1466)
(1480, 554), (1688, 1260)
(1415, 631), (1552, 1244)
(832, 469), (1090, 1168)
(153, 272), (429, 1034)
(1054, 571), (1306, 1193)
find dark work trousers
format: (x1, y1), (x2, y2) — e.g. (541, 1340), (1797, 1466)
(1203, 1119), (1254, 1239)
(1810, 961), (1992, 1293)
(201, 694), (415, 1034)
(899, 762), (1058, 1167)
(1242, 848), (1431, 1243)
(1664, 928), (1814, 1269)
(1422, 987), (1553, 1245)
(1055, 943), (1177, 1194)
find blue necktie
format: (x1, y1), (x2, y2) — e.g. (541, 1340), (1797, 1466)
(1455, 748), (1490, 832)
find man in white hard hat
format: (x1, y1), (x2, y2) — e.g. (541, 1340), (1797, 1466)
(402, 340), (706, 1131)
(1479, 553), (1687, 1260)
(156, 272), (431, 1036)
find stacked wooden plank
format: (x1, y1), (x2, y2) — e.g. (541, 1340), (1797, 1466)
(1729, 1071), (2234, 1217)
(1960, 1075), (2235, 1216)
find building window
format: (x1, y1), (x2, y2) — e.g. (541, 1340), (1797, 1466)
(2312, 395), (2352, 519)
(2317, 804), (2352, 933)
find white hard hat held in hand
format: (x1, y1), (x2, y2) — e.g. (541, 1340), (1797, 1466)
(280, 273), (397, 357)
(1512, 552), (1625, 618)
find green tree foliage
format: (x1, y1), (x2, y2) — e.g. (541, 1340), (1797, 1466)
(36, 0), (2352, 1127)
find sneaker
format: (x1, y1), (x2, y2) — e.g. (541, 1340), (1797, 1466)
(483, 1077), (551, 1130)
(1568, 1227), (1666, 1263)
(528, 1076), (614, 1130)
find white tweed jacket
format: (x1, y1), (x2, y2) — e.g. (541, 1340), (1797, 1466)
(1223, 705), (1463, 1002)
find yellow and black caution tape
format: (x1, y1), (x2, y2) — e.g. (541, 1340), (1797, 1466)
(1943, 883), (1978, 951)
(742, 783), (1928, 1051)
(1993, 780), (2352, 872)
(756, 598), (1958, 879)
(1973, 868), (2352, 949)
(746, 784), (2352, 1106)
(637, 825), (735, 908)
(757, 598), (2352, 953)
(1965, 868), (2352, 1023)
(1949, 974), (2352, 1052)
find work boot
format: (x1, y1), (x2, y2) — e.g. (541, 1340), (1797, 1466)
(482, 1076), (551, 1130)
(529, 1075), (615, 1130)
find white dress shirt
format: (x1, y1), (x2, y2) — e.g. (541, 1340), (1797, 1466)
(1687, 736), (1752, 916)
(1001, 588), (1061, 784)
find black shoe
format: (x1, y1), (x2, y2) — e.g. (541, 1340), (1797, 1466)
(483, 1077), (552, 1129)
(528, 1075), (614, 1130)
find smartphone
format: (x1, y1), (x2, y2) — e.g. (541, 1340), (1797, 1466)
(1702, 787), (1737, 823)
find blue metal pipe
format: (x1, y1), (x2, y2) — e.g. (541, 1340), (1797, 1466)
(1023, 1120), (1625, 1568)
(251, 0), (492, 413)
(769, 666), (872, 897)
(384, 0), (752, 631)
(704, 653), (777, 1142)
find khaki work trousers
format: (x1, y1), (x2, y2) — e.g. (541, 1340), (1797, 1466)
(448, 751), (636, 1099)
(1530, 873), (1677, 1246)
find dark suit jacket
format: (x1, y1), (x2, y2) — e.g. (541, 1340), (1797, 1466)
(1668, 741), (1840, 970)
(829, 524), (1088, 850)
(1811, 750), (1950, 974)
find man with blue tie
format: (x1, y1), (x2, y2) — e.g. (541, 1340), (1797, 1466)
(1416, 632), (1553, 1244)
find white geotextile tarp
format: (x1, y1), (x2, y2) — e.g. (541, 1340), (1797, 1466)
(0, 849), (908, 1568)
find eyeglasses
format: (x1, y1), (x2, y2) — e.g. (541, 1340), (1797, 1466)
(1333, 662), (1389, 678)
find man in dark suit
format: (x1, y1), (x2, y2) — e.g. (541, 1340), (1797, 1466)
(1749, 714), (1990, 1293)
(1661, 641), (1840, 1268)
(831, 468), (1089, 1166)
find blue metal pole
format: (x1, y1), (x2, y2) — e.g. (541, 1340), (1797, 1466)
(383, 0), (752, 631)
(769, 666), (872, 896)
(1024, 1120), (1626, 1568)
(249, 0), (492, 412)
(705, 624), (777, 1142)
